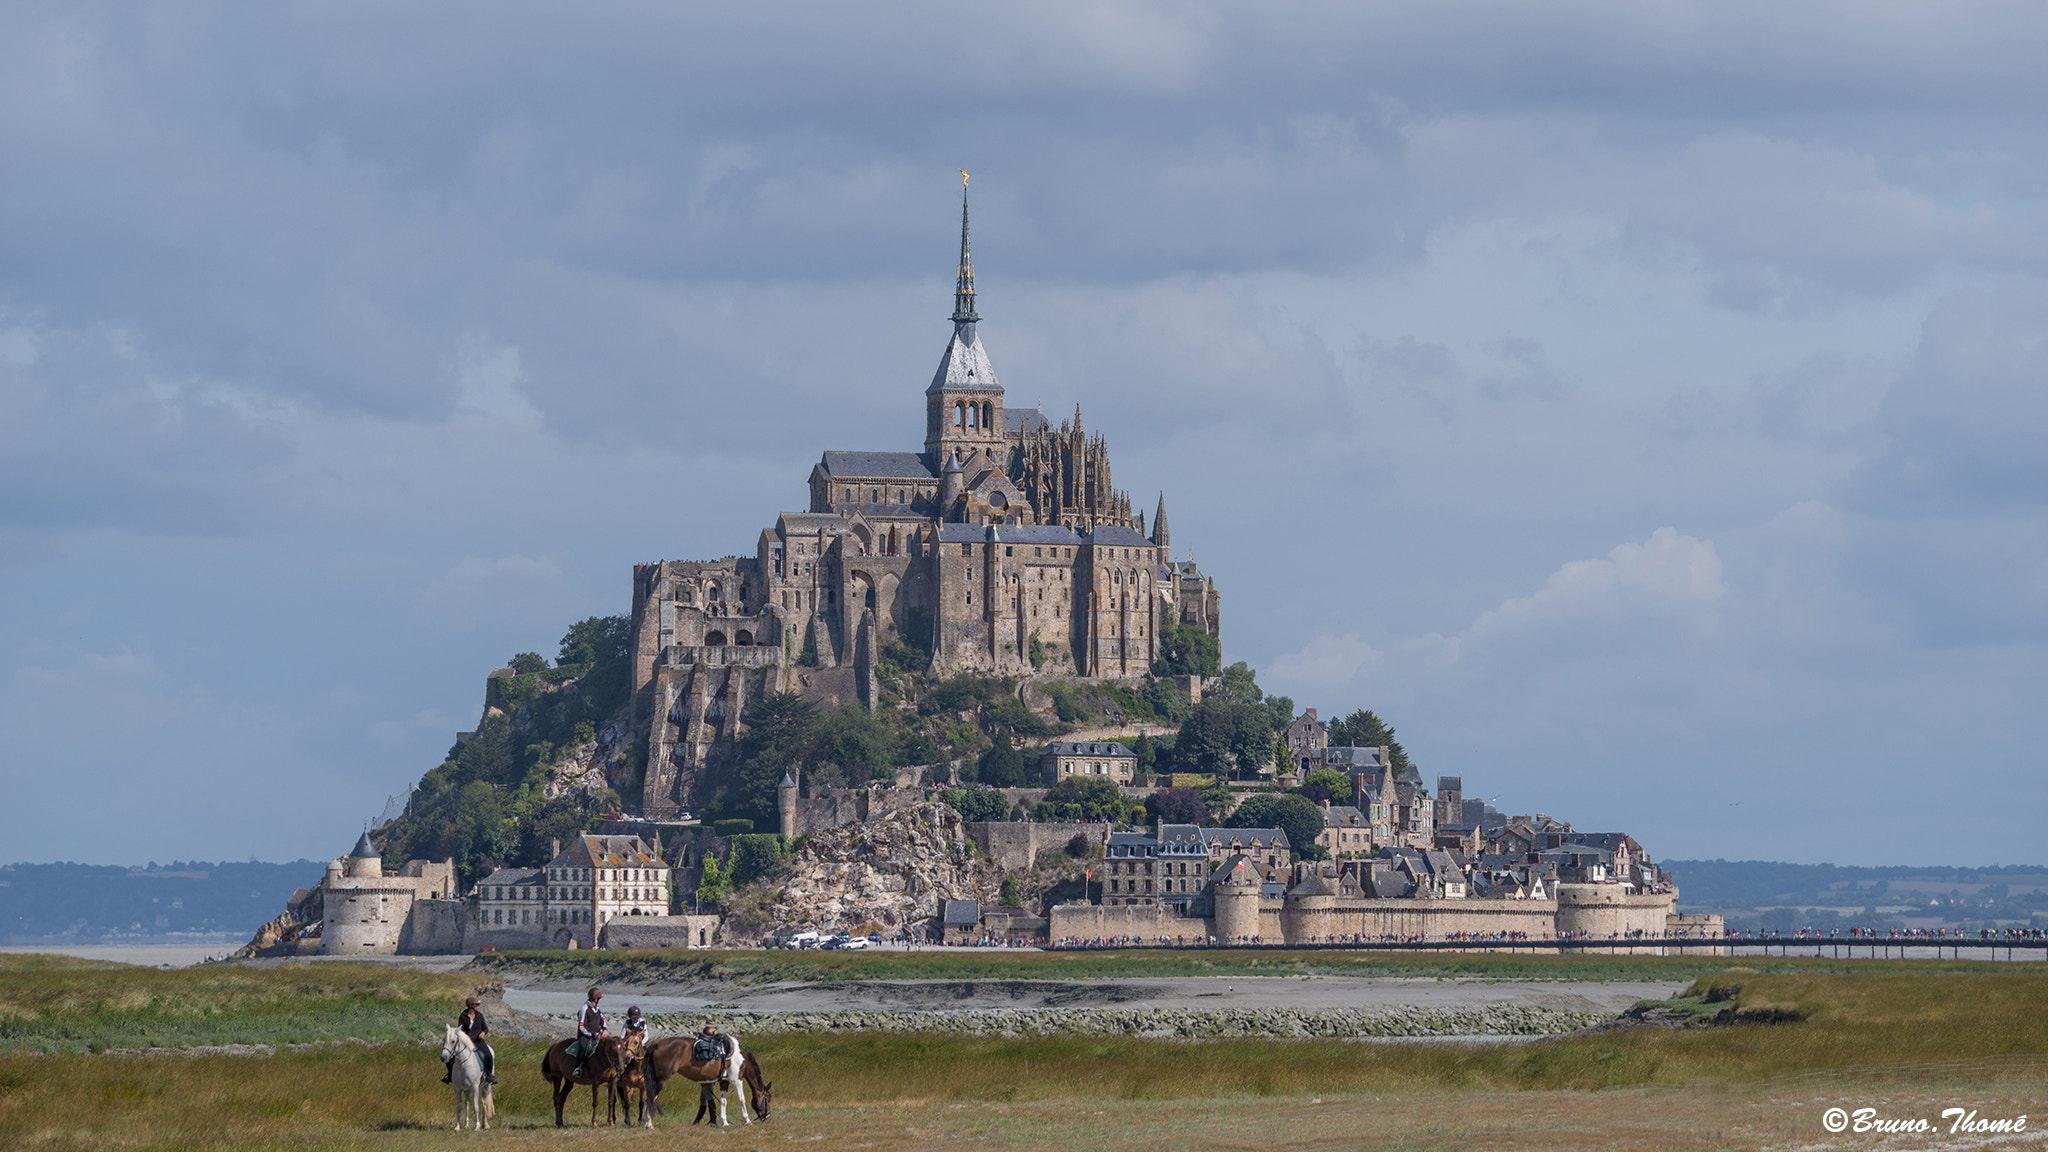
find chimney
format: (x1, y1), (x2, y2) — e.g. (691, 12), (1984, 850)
(1320, 797), (1330, 810)
(550, 838), (561, 859)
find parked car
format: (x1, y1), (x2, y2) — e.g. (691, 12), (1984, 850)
(838, 936), (871, 950)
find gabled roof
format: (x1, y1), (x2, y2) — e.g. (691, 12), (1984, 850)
(1005, 409), (1048, 434)
(1046, 741), (1134, 757)
(1320, 806), (1366, 827)
(938, 524), (990, 543)
(1325, 746), (1388, 768)
(942, 899), (981, 925)
(929, 330), (1002, 393)
(550, 833), (662, 869)
(476, 867), (544, 888)
(818, 451), (938, 480)
(1199, 826), (1291, 851)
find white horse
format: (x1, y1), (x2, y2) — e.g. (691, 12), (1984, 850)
(440, 1025), (494, 1130)
(690, 1033), (753, 1126)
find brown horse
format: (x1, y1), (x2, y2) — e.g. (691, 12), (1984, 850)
(539, 1035), (627, 1127)
(641, 1036), (772, 1127)
(609, 1030), (650, 1126)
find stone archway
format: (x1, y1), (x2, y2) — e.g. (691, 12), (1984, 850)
(705, 630), (728, 646)
(735, 629), (754, 645)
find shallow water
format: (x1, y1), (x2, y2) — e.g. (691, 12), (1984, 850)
(0, 942), (243, 968)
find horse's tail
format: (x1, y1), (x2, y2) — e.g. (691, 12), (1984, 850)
(483, 1082), (495, 1121)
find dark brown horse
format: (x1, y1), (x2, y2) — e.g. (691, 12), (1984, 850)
(539, 1035), (627, 1126)
(610, 1030), (650, 1127)
(641, 1036), (772, 1126)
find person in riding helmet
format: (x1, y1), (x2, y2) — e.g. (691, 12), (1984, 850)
(623, 1005), (648, 1042)
(572, 986), (606, 1078)
(444, 995), (496, 1084)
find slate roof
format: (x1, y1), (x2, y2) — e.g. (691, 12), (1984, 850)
(1045, 741), (1135, 758)
(1006, 410), (1048, 433)
(476, 867), (544, 890)
(942, 899), (981, 926)
(1154, 824), (1210, 853)
(1086, 525), (1154, 548)
(928, 330), (1002, 393)
(351, 831), (379, 858)
(991, 525), (1082, 546)
(1199, 827), (1291, 852)
(1320, 806), (1367, 827)
(777, 513), (846, 533)
(1437, 775), (1464, 791)
(818, 451), (938, 480)
(938, 524), (990, 543)
(1326, 746), (1388, 768)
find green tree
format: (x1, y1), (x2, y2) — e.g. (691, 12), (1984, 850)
(1299, 768), (1355, 805)
(1039, 776), (1127, 822)
(696, 846), (732, 906)
(1152, 623), (1221, 678)
(1263, 694), (1296, 734)
(976, 728), (1030, 787)
(1327, 709), (1413, 772)
(1146, 786), (1209, 826)
(1215, 661), (1263, 705)
(1142, 677), (1194, 722)
(940, 786), (1011, 822)
(1272, 730), (1295, 775)
(557, 615), (632, 668)
(1000, 874), (1023, 907)
(731, 693), (820, 822)
(1226, 792), (1324, 860)
(729, 834), (786, 885)
(508, 652), (548, 675)
(815, 703), (893, 783)
(1131, 733), (1156, 772)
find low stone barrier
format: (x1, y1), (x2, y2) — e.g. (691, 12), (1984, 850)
(643, 1004), (1607, 1039)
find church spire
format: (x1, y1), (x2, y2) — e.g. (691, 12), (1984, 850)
(1152, 492), (1171, 553)
(951, 170), (978, 328)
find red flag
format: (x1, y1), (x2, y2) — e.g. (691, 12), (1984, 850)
(1085, 868), (1092, 880)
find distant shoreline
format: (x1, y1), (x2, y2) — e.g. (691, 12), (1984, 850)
(0, 942), (245, 968)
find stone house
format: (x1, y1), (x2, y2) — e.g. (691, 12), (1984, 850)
(1042, 740), (1138, 786)
(1284, 708), (1328, 775)
(475, 867), (548, 930)
(1314, 801), (1374, 858)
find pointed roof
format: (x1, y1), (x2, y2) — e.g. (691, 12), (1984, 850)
(928, 327), (1002, 393)
(1152, 492), (1170, 548)
(942, 451), (964, 474)
(779, 771), (796, 788)
(350, 831), (378, 859)
(951, 176), (978, 325)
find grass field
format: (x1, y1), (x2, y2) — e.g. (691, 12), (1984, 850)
(470, 946), (2048, 985)
(0, 954), (490, 1052)
(4, 955), (2046, 1149)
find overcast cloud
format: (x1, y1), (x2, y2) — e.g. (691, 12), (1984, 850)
(3, 2), (2043, 866)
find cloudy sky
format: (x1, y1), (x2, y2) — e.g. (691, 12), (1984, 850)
(3, 3), (2043, 867)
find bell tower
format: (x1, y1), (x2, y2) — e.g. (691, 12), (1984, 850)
(925, 171), (1005, 466)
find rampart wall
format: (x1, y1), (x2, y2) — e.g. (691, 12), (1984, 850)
(969, 821), (1109, 871)
(1050, 887), (1683, 948)
(598, 914), (724, 949)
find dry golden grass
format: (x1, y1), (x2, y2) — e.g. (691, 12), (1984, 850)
(4, 963), (2045, 1149)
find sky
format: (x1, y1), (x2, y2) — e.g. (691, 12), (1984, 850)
(2, 2), (2043, 868)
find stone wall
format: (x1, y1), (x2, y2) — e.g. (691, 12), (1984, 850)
(1051, 888), (1683, 948)
(786, 785), (929, 841)
(397, 898), (472, 955)
(969, 821), (1107, 871)
(1666, 912), (1724, 938)
(597, 914), (723, 950)
(1555, 885), (1678, 940)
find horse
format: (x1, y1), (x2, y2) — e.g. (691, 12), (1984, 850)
(641, 1035), (772, 1127)
(439, 1025), (494, 1131)
(609, 1029), (650, 1127)
(539, 1034), (628, 1127)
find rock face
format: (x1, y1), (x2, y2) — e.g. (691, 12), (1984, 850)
(730, 801), (1007, 939)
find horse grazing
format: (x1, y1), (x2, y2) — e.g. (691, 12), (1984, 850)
(641, 1035), (772, 1127)
(539, 1035), (628, 1127)
(439, 1025), (494, 1131)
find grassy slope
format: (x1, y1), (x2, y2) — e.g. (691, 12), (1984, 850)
(0, 954), (494, 1053)
(5, 967), (2048, 1149)
(470, 946), (2048, 985)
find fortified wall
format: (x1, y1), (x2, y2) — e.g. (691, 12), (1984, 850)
(1050, 884), (1683, 950)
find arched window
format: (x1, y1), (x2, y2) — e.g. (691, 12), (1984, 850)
(955, 402), (965, 428)
(982, 402), (993, 430)
(705, 630), (728, 646)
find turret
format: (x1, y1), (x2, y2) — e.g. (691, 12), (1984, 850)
(345, 830), (382, 879)
(939, 451), (965, 514)
(1152, 493), (1170, 553)
(778, 770), (800, 839)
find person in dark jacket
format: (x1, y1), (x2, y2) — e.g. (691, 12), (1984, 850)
(443, 995), (496, 1084)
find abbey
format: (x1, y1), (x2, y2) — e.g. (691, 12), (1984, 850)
(630, 187), (1220, 816)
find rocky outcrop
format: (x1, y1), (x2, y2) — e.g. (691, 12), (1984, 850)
(722, 801), (1008, 939)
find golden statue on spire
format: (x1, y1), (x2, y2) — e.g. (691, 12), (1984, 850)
(959, 169), (970, 188)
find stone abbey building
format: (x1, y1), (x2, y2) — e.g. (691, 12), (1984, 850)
(630, 187), (1221, 816)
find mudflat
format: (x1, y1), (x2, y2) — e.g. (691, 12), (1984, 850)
(500, 974), (1690, 1020)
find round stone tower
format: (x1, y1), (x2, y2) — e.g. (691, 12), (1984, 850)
(1213, 858), (1262, 944)
(1281, 868), (1338, 945)
(777, 771), (800, 839)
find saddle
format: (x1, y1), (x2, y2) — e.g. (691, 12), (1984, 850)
(692, 1037), (721, 1062)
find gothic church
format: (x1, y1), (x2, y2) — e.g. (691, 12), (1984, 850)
(629, 184), (1221, 815)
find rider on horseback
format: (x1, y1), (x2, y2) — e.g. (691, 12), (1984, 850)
(623, 1006), (648, 1046)
(571, 986), (606, 1078)
(443, 995), (497, 1085)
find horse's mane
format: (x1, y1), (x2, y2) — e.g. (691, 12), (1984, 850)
(445, 1024), (475, 1053)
